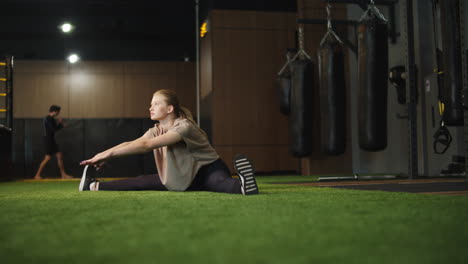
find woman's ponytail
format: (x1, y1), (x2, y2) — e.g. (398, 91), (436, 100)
(179, 106), (194, 122)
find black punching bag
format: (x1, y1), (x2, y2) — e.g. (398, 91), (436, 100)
(289, 59), (313, 157)
(276, 49), (297, 115)
(440, 0), (463, 126)
(317, 37), (346, 155)
(276, 75), (291, 115)
(358, 12), (389, 151)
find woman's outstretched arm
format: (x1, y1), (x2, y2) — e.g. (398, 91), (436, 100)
(80, 132), (182, 167)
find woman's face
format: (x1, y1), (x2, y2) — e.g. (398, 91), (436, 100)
(149, 94), (172, 121)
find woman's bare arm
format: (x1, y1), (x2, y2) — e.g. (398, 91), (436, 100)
(80, 132), (182, 166)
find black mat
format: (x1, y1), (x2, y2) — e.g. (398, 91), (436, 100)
(331, 182), (468, 193)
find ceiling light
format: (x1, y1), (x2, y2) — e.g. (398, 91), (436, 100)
(67, 54), (80, 64)
(60, 23), (74, 33)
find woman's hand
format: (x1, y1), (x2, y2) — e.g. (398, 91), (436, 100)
(80, 152), (109, 170)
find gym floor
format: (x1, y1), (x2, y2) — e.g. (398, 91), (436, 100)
(1, 175), (467, 264)
(287, 178), (468, 196)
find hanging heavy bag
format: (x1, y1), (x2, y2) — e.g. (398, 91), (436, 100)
(439, 0), (463, 126)
(276, 49), (296, 115)
(276, 74), (291, 115)
(317, 37), (346, 155)
(358, 9), (389, 151)
(289, 59), (314, 157)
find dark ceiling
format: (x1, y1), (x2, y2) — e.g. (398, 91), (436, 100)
(0, 0), (297, 61)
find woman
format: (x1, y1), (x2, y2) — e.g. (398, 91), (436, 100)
(79, 89), (258, 195)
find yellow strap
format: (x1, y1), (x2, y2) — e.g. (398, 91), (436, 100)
(0, 78), (6, 82)
(0, 62), (6, 66)
(0, 93), (6, 96)
(0, 109), (7, 112)
(433, 68), (444, 75)
(438, 101), (445, 116)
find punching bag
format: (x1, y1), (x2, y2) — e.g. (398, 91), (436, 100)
(317, 37), (346, 155)
(276, 75), (291, 115)
(440, 0), (463, 126)
(358, 11), (389, 151)
(276, 49), (297, 115)
(289, 59), (313, 157)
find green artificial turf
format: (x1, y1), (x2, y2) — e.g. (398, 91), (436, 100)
(1, 176), (467, 264)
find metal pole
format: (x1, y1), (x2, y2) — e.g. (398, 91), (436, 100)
(403, 0), (419, 179)
(6, 56), (13, 130)
(459, 0), (468, 181)
(195, 0), (201, 125)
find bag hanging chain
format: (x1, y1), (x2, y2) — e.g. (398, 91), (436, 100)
(327, 3), (333, 31)
(298, 25), (305, 54)
(278, 50), (294, 76)
(320, 3), (344, 46)
(278, 6), (314, 75)
(360, 0), (389, 23)
(286, 0), (311, 62)
(294, 25), (311, 61)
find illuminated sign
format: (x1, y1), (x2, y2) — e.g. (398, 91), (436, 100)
(200, 21), (208, 37)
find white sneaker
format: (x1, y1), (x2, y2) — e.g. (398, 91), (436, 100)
(233, 154), (259, 195)
(78, 165), (99, 192)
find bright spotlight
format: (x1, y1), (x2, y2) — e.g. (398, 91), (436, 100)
(67, 54), (80, 64)
(60, 23), (74, 33)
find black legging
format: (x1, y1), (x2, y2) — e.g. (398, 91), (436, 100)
(99, 159), (241, 194)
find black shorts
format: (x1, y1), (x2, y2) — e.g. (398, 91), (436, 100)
(43, 136), (59, 155)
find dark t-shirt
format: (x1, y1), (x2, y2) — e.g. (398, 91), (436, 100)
(42, 115), (63, 155)
(43, 115), (63, 140)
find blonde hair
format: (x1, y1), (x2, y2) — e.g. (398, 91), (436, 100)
(153, 89), (194, 121)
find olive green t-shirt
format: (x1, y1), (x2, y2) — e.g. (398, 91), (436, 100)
(143, 118), (219, 191)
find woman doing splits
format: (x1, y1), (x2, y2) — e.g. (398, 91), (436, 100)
(79, 89), (259, 195)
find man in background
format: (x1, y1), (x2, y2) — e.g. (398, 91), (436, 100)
(34, 105), (73, 179)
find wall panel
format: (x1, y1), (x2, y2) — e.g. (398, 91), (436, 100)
(174, 63), (197, 114)
(14, 73), (69, 118)
(200, 29), (213, 139)
(15, 60), (68, 74)
(213, 10), (296, 30)
(205, 10), (299, 173)
(123, 74), (170, 118)
(70, 73), (125, 118)
(14, 60), (196, 118)
(216, 146), (298, 174)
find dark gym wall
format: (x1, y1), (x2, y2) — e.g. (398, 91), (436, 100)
(13, 118), (157, 178)
(412, 0), (466, 176)
(347, 0), (466, 177)
(200, 10), (300, 174)
(12, 60), (195, 178)
(14, 60), (196, 118)
(299, 0), (352, 175)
